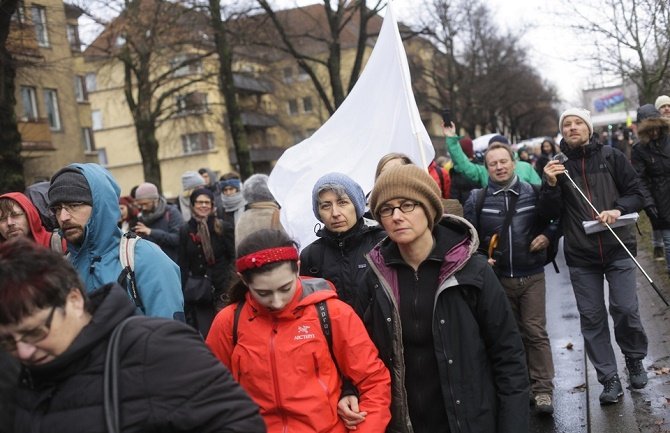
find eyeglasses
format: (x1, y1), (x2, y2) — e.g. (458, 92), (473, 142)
(378, 201), (420, 218)
(194, 200), (212, 206)
(0, 211), (25, 223)
(49, 202), (87, 216)
(0, 306), (58, 352)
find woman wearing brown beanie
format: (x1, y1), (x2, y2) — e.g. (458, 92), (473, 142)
(361, 164), (529, 433)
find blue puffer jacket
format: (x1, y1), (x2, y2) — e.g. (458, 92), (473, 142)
(463, 177), (556, 277)
(60, 163), (184, 319)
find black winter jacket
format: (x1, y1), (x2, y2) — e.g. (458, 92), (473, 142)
(541, 135), (643, 267)
(364, 216), (529, 433)
(138, 202), (184, 263)
(178, 216), (235, 305)
(13, 284), (265, 433)
(463, 178), (556, 277)
(300, 218), (386, 316)
(449, 168), (480, 205)
(631, 118), (670, 229)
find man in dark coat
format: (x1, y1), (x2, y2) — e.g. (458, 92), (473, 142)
(464, 142), (557, 415)
(543, 108), (648, 404)
(632, 104), (670, 272)
(133, 182), (184, 263)
(0, 238), (265, 433)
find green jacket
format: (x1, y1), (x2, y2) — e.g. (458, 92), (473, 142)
(446, 136), (542, 187)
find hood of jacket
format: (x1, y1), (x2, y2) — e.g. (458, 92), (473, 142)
(0, 192), (53, 248)
(366, 215), (479, 303)
(244, 277), (337, 321)
(637, 117), (670, 144)
(61, 164), (124, 290)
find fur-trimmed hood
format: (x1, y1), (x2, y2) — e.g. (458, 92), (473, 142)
(637, 117), (670, 144)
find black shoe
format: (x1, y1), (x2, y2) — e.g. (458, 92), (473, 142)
(599, 374), (623, 405)
(625, 357), (648, 389)
(654, 246), (664, 261)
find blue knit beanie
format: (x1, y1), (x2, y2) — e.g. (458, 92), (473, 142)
(311, 173), (366, 221)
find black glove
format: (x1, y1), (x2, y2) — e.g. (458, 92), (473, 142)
(645, 205), (659, 221)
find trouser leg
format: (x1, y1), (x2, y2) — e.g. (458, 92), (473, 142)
(604, 258), (648, 359)
(652, 230), (663, 248)
(500, 273), (554, 394)
(661, 230), (670, 272)
(569, 266), (618, 383)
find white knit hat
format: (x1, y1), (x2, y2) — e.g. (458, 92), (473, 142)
(655, 95), (670, 110)
(559, 108), (593, 136)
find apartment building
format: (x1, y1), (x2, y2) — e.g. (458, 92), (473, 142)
(9, 0), (97, 184)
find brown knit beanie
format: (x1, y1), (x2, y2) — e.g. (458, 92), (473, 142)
(370, 164), (444, 230)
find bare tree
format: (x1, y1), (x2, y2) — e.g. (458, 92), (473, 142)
(411, 0), (559, 139)
(206, 0), (254, 178)
(254, 0), (384, 115)
(82, 0), (215, 191)
(0, 0), (24, 193)
(559, 0), (670, 103)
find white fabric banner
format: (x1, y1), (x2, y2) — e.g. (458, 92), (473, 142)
(268, 2), (435, 250)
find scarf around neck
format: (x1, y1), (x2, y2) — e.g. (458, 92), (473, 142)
(139, 197), (167, 225)
(194, 215), (215, 265)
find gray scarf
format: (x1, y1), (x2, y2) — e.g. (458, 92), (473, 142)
(221, 192), (246, 213)
(139, 197), (168, 225)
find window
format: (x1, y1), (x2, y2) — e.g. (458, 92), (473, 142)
(74, 76), (87, 102)
(31, 6), (49, 47)
(82, 128), (95, 152)
(303, 96), (313, 113)
(91, 110), (103, 131)
(171, 54), (202, 77)
(181, 132), (213, 154)
(297, 66), (309, 81)
(287, 99), (298, 116)
(283, 66), (293, 83)
(20, 86), (38, 121)
(43, 89), (61, 130)
(175, 92), (208, 115)
(67, 24), (80, 51)
(11, 1), (25, 23)
(85, 73), (97, 92)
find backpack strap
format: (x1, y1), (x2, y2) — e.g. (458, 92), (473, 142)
(315, 300), (340, 375)
(474, 186), (488, 230)
(232, 298), (246, 346)
(50, 231), (63, 254)
(117, 232), (144, 313)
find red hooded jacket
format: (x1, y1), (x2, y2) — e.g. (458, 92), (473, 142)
(207, 278), (391, 433)
(0, 192), (63, 250)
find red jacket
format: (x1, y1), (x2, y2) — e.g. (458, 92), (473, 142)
(0, 192), (63, 250)
(429, 161), (451, 199)
(207, 278), (391, 433)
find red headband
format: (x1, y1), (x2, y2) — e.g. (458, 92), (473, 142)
(236, 247), (299, 273)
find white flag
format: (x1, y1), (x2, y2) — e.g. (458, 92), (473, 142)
(268, 2), (435, 250)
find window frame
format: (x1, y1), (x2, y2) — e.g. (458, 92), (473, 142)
(43, 89), (61, 131)
(181, 132), (214, 154)
(31, 5), (49, 47)
(20, 86), (38, 121)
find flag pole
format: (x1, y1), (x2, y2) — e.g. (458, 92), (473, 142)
(389, 0), (429, 171)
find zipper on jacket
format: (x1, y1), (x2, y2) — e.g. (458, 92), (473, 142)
(270, 319), (289, 433)
(580, 154), (605, 263)
(505, 194), (514, 278)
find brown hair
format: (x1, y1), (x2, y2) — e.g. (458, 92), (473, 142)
(374, 153), (414, 180)
(0, 238), (85, 325)
(227, 229), (299, 304)
(484, 143), (515, 165)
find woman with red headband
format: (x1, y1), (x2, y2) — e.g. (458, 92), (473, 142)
(206, 229), (391, 433)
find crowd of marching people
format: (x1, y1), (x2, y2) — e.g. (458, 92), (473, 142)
(0, 99), (668, 432)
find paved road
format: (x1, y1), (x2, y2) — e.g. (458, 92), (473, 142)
(529, 234), (670, 433)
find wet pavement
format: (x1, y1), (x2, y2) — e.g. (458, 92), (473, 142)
(529, 229), (670, 433)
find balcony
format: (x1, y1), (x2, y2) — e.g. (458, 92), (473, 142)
(18, 118), (54, 151)
(240, 111), (278, 128)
